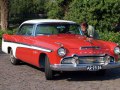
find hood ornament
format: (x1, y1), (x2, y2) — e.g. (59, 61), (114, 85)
(86, 37), (93, 43)
(55, 42), (63, 47)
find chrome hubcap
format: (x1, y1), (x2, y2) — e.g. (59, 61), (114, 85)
(10, 51), (14, 63)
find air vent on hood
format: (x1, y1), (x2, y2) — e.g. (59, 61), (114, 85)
(80, 46), (100, 50)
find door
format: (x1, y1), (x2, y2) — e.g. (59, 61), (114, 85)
(15, 24), (38, 65)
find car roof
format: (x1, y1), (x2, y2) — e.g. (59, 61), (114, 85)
(22, 19), (76, 24)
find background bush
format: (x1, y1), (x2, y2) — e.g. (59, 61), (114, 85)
(0, 29), (16, 45)
(99, 31), (120, 44)
(44, 0), (120, 45)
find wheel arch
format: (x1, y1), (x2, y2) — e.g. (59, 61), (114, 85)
(8, 47), (12, 54)
(8, 46), (16, 58)
(39, 53), (47, 68)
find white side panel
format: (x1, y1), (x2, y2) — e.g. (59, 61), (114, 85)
(2, 38), (9, 54)
(2, 39), (52, 58)
(2, 39), (18, 58)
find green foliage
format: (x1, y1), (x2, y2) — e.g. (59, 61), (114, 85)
(99, 31), (120, 44)
(44, 0), (72, 19)
(64, 0), (120, 32)
(0, 29), (17, 45)
(45, 0), (64, 19)
(9, 0), (45, 24)
(0, 30), (4, 45)
(0, 31), (4, 40)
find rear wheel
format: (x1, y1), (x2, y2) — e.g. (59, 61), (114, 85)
(10, 49), (20, 65)
(45, 55), (53, 80)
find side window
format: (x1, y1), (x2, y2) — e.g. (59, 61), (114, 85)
(57, 26), (66, 33)
(17, 24), (34, 36)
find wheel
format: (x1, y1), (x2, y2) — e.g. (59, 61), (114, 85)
(96, 70), (106, 76)
(45, 55), (53, 80)
(10, 49), (20, 65)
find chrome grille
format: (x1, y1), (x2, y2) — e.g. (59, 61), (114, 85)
(78, 56), (105, 64)
(61, 55), (113, 64)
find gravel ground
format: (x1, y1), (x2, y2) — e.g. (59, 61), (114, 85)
(1, 49), (120, 90)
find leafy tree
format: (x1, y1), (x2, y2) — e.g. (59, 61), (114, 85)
(44, 0), (120, 32)
(45, 0), (72, 19)
(64, 0), (120, 32)
(9, 0), (45, 24)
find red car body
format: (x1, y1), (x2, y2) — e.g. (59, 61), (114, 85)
(2, 19), (120, 80)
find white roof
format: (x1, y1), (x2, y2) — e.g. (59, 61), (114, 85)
(22, 19), (76, 24)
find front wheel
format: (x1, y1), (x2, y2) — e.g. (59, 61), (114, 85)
(45, 55), (53, 80)
(10, 49), (20, 65)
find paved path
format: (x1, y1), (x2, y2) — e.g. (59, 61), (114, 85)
(1, 49), (120, 90)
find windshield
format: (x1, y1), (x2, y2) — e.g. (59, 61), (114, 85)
(35, 23), (83, 35)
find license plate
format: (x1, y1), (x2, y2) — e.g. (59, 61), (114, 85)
(87, 65), (102, 71)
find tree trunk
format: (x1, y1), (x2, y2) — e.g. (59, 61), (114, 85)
(0, 0), (8, 31)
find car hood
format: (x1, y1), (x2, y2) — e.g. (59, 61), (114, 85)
(35, 34), (110, 50)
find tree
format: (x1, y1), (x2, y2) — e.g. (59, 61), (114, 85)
(64, 0), (120, 32)
(0, 0), (9, 31)
(9, 0), (45, 24)
(44, 0), (72, 19)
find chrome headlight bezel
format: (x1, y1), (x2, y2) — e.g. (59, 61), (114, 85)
(114, 47), (120, 54)
(57, 47), (66, 57)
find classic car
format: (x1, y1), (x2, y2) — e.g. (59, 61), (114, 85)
(2, 19), (120, 80)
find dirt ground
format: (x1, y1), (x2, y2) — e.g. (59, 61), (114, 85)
(1, 49), (120, 90)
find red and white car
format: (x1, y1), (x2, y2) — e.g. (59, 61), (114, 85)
(2, 19), (120, 80)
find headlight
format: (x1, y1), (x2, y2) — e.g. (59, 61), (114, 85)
(114, 47), (120, 54)
(58, 47), (66, 57)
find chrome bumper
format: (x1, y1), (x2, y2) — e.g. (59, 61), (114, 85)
(50, 62), (120, 71)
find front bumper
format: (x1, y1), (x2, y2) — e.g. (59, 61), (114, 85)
(50, 62), (120, 71)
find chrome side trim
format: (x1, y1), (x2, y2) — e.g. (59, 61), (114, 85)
(3, 41), (52, 52)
